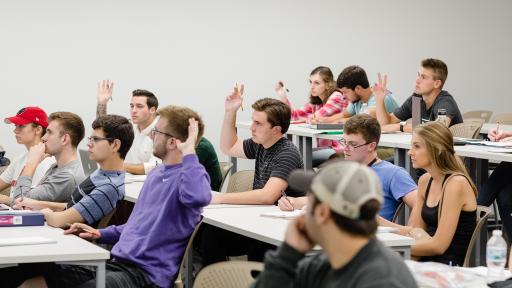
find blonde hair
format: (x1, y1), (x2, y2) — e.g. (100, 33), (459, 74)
(414, 121), (477, 195)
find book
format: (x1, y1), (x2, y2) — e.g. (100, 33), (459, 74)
(0, 236), (57, 247)
(0, 211), (45, 227)
(260, 209), (304, 219)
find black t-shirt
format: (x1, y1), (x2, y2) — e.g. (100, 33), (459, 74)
(393, 90), (463, 126)
(243, 137), (304, 197)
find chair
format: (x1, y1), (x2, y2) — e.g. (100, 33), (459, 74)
(492, 113), (512, 125)
(174, 220), (203, 288)
(392, 201), (406, 224)
(449, 121), (483, 139)
(218, 162), (233, 192)
(462, 110), (493, 122)
(97, 207), (117, 229)
(0, 166), (10, 197)
(463, 205), (491, 267)
(226, 170), (254, 193)
(193, 261), (263, 288)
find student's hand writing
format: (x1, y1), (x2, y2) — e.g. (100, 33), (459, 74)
(278, 196), (295, 211)
(225, 84), (244, 113)
(13, 197), (40, 210)
(284, 215), (315, 253)
(176, 118), (198, 155)
(488, 128), (512, 142)
(64, 223), (101, 241)
(97, 80), (114, 105)
(371, 72), (388, 101)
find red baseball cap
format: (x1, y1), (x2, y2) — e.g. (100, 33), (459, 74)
(4, 107), (49, 128)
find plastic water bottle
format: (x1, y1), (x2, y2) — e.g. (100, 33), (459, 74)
(436, 108), (448, 126)
(359, 103), (369, 114)
(487, 230), (507, 283)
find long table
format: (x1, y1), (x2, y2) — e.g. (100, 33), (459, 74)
(0, 225), (110, 288)
(202, 205), (414, 259)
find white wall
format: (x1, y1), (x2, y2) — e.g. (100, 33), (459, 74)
(1, 0), (511, 167)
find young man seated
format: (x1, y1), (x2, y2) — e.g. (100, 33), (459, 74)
(252, 161), (417, 288)
(10, 112), (86, 204)
(278, 114), (417, 222)
(200, 86), (304, 266)
(316, 65), (398, 123)
(375, 58), (463, 132)
(14, 115), (134, 228)
(0, 105), (212, 288)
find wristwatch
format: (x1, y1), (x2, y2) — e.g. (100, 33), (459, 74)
(399, 121), (406, 132)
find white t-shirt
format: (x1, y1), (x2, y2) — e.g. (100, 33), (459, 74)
(0, 151), (56, 189)
(124, 117), (161, 174)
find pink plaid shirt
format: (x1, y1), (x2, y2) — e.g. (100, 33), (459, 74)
(286, 91), (347, 152)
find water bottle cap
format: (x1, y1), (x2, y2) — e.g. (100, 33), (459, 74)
(493, 230), (503, 236)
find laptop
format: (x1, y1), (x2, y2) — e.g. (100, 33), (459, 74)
(79, 149), (98, 177)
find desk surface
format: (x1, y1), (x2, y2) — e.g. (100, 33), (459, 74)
(0, 225), (109, 264)
(202, 205), (414, 248)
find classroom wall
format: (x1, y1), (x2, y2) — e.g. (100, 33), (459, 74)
(1, 0), (511, 170)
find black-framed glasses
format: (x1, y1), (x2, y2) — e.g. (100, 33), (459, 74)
(338, 138), (372, 150)
(87, 136), (114, 143)
(150, 128), (174, 138)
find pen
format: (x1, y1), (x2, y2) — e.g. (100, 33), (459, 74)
(281, 190), (294, 211)
(236, 83), (244, 111)
(496, 122), (501, 140)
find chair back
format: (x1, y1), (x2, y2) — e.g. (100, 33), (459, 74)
(174, 220), (203, 288)
(0, 166), (10, 197)
(449, 121), (483, 139)
(97, 207), (117, 229)
(226, 170), (254, 193)
(462, 110), (493, 122)
(193, 261), (263, 288)
(492, 113), (512, 125)
(218, 162), (233, 192)
(392, 201), (406, 224)
(463, 205), (491, 267)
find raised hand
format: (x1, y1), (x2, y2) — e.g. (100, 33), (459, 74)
(176, 118), (199, 155)
(284, 215), (315, 253)
(64, 222), (101, 241)
(225, 83), (244, 113)
(97, 80), (114, 104)
(371, 72), (388, 101)
(274, 81), (288, 99)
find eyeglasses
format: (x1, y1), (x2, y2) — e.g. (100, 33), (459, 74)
(338, 138), (372, 150)
(87, 136), (114, 143)
(150, 128), (174, 138)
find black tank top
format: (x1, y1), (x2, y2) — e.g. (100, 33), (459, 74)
(420, 174), (476, 266)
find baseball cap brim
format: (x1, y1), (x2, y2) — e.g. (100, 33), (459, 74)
(287, 169), (316, 194)
(4, 116), (33, 126)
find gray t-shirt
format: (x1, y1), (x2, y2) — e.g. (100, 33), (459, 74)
(11, 159), (85, 203)
(393, 90), (463, 126)
(252, 238), (417, 288)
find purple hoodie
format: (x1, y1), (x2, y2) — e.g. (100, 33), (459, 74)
(99, 154), (212, 287)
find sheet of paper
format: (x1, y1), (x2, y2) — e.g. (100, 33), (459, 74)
(0, 236), (57, 247)
(377, 226), (399, 233)
(260, 209), (304, 219)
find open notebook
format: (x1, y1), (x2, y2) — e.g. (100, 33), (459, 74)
(0, 236), (57, 247)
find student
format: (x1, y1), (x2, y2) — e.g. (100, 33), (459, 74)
(0, 107), (55, 205)
(477, 127), (512, 240)
(0, 105), (212, 288)
(10, 112), (86, 204)
(96, 80), (160, 175)
(278, 114), (417, 222)
(391, 121), (477, 266)
(252, 161), (417, 288)
(14, 115), (134, 228)
(320, 65), (399, 123)
(212, 86), (304, 204)
(200, 87), (304, 266)
(96, 81), (222, 190)
(375, 58), (463, 132)
(275, 66), (348, 156)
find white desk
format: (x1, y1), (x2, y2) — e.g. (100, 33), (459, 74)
(0, 225), (109, 288)
(201, 205), (414, 258)
(124, 181), (144, 203)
